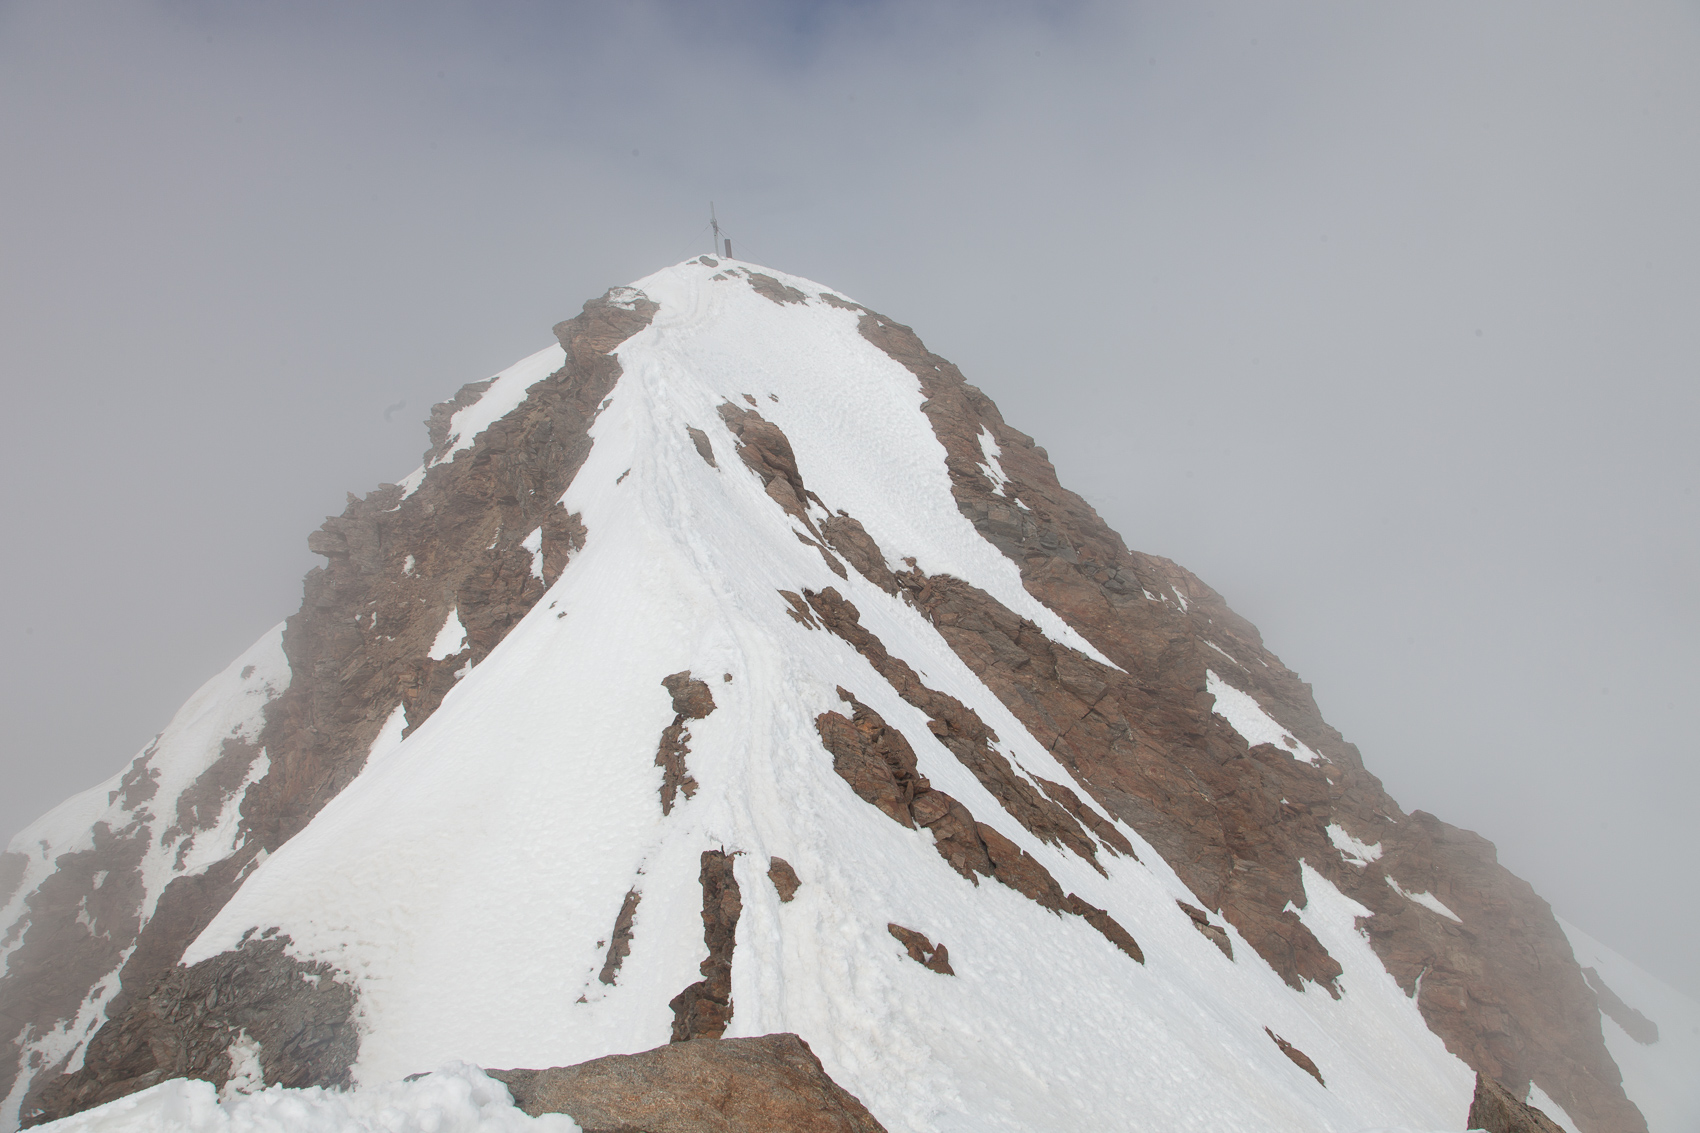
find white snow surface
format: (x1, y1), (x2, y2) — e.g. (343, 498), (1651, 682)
(2, 627), (290, 1130)
(1561, 917), (1700, 1133)
(1524, 1082), (1581, 1133)
(1205, 669), (1323, 765)
(974, 427), (1011, 496)
(427, 607), (468, 660)
(1384, 878), (1462, 924)
(30, 1065), (577, 1133)
(520, 528), (544, 580)
(1325, 823), (1383, 868)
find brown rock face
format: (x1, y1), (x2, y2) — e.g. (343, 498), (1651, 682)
(887, 925), (954, 975)
(656, 671), (717, 814)
(801, 586), (1106, 871)
(1264, 1028), (1325, 1087)
(1469, 1073), (1568, 1133)
(490, 1033), (887, 1133)
(1177, 901), (1234, 960)
(669, 851), (743, 1042)
(597, 889), (642, 987)
(766, 858), (801, 903)
(27, 935), (357, 1126)
(17, 288), (659, 1122)
(813, 688), (1142, 964)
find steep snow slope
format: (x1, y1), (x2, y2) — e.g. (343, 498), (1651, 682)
(169, 260), (1474, 1132)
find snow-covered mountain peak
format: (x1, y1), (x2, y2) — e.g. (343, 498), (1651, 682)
(4, 259), (1691, 1133)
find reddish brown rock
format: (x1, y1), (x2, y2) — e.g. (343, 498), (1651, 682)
(2, 819), (150, 1118)
(656, 671), (717, 814)
(1177, 901), (1234, 960)
(716, 401), (819, 534)
(1064, 894), (1144, 964)
(814, 691), (1141, 963)
(686, 425), (717, 467)
(490, 1033), (887, 1133)
(1264, 1027), (1325, 1087)
(767, 858), (801, 903)
(597, 889), (642, 986)
(801, 586), (1102, 869)
(1468, 1073), (1567, 1133)
(814, 689), (931, 828)
(887, 924), (954, 975)
(670, 851), (743, 1043)
(975, 822), (1065, 911)
(819, 513), (899, 594)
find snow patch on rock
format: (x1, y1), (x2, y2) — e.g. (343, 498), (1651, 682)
(1384, 878), (1462, 923)
(427, 608), (467, 661)
(1206, 670), (1323, 765)
(1325, 823), (1382, 867)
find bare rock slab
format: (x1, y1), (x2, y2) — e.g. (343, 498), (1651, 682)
(1467, 1073), (1567, 1133)
(489, 1033), (887, 1133)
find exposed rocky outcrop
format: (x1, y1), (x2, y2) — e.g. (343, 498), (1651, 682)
(746, 273), (809, 307)
(1468, 1073), (1568, 1133)
(669, 851), (742, 1043)
(716, 403), (823, 536)
(490, 1033), (887, 1133)
(656, 671), (717, 814)
(814, 688), (1141, 963)
(1064, 894), (1145, 964)
(766, 858), (801, 903)
(597, 889), (642, 987)
(27, 935), (357, 1126)
(1177, 901), (1234, 959)
(1582, 967), (1659, 1045)
(1264, 1028), (1325, 1087)
(686, 425), (717, 468)
(887, 925), (954, 975)
(15, 288), (658, 1123)
(801, 586), (1106, 870)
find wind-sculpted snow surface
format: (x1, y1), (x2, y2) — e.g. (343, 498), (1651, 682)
(6, 257), (1691, 1133)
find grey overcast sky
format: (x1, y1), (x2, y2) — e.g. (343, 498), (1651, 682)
(2, 1), (1696, 998)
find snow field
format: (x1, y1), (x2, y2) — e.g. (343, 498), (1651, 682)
(29, 1064), (578, 1133)
(182, 259), (1486, 1131)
